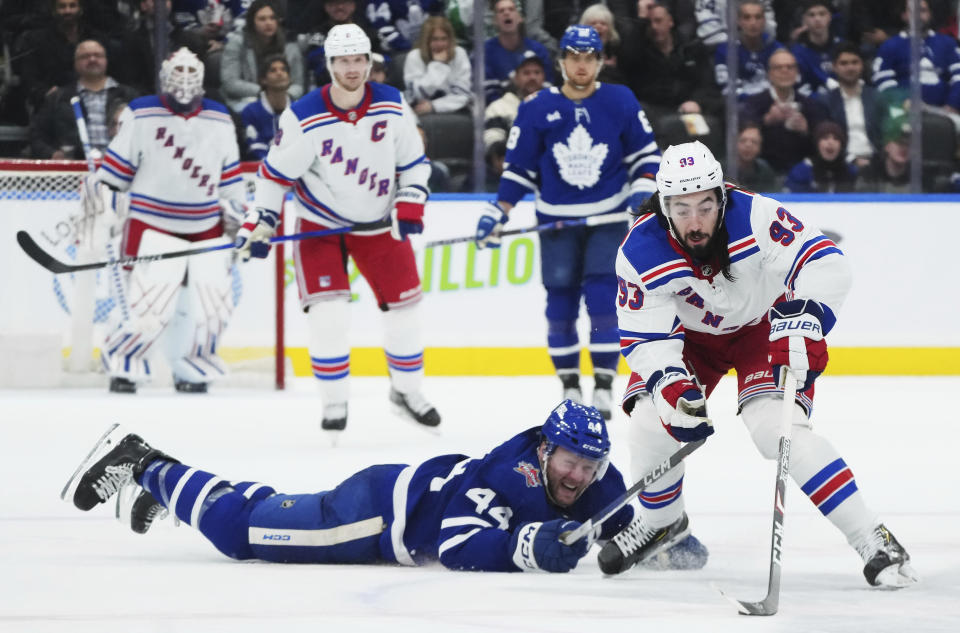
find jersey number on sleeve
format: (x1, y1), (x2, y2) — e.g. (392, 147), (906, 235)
(506, 126), (520, 150)
(769, 207), (805, 246)
(617, 276), (644, 309)
(465, 488), (513, 530)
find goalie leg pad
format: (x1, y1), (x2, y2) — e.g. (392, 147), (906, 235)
(101, 230), (188, 381)
(308, 299), (351, 405)
(383, 303), (424, 394)
(164, 248), (236, 384)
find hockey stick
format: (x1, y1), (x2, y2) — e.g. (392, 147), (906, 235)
(560, 437), (706, 545)
(424, 212), (631, 249)
(717, 372), (797, 616)
(17, 220), (391, 274)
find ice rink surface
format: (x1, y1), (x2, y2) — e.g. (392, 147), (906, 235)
(1, 375), (958, 633)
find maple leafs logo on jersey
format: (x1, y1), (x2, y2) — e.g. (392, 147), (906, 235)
(513, 461), (541, 488)
(551, 124), (607, 189)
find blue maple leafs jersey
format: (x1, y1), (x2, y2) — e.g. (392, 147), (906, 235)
(496, 84), (661, 221)
(386, 427), (635, 571)
(872, 30), (960, 110)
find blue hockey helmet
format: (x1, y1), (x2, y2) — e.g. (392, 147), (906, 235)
(540, 399), (611, 495)
(559, 24), (603, 57)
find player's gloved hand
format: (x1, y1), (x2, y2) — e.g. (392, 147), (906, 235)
(80, 173), (105, 217)
(650, 368), (713, 442)
(510, 519), (590, 573)
(768, 299), (829, 392)
(628, 190), (652, 212)
(475, 202), (508, 249)
(234, 208), (279, 262)
(390, 186), (428, 241)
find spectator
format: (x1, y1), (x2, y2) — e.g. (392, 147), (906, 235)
(403, 15), (472, 115)
(171, 0), (239, 52)
(843, 0), (900, 53)
(369, 52), (389, 83)
(789, 0), (843, 96)
(365, 0), (444, 54)
(220, 0), (303, 114)
(856, 113), (911, 192)
(621, 1), (722, 123)
(484, 55), (546, 150)
(446, 0), (558, 54)
(609, 0), (698, 42)
(872, 0), (960, 114)
(714, 0), (785, 99)
(14, 0), (104, 111)
(819, 41), (882, 169)
(240, 53), (290, 160)
(113, 0), (207, 96)
(785, 120), (857, 192)
(578, 4), (625, 85)
(484, 0), (555, 103)
(740, 48), (828, 172)
(29, 38), (138, 159)
(695, 0), (778, 48)
(730, 120), (780, 191)
(298, 0), (380, 89)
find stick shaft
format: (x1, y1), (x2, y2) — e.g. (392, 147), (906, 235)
(425, 212), (630, 249)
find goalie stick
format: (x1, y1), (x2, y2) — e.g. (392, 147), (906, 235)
(559, 437), (706, 546)
(17, 220), (391, 274)
(716, 372), (797, 616)
(424, 212), (631, 249)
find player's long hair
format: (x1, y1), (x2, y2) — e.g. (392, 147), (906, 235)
(636, 184), (737, 282)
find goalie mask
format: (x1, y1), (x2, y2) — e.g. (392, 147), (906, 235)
(539, 399), (611, 507)
(160, 47), (205, 106)
(325, 23), (372, 89)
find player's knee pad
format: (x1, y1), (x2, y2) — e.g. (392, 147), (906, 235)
(197, 488), (266, 561)
(741, 396), (813, 460)
(544, 287), (580, 322)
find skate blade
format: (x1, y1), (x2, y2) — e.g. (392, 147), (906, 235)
(60, 423), (124, 506)
(390, 403), (442, 436)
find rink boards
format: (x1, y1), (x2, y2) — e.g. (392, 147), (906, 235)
(2, 193), (958, 377)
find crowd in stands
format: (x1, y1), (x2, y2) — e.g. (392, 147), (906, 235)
(2, 0), (960, 194)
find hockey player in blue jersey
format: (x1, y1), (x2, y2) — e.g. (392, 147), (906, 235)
(475, 25), (662, 420)
(602, 140), (917, 588)
(62, 400), (707, 573)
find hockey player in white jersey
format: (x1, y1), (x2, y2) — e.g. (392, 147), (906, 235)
(235, 23), (440, 431)
(475, 25), (662, 420)
(92, 47), (246, 394)
(602, 141), (917, 588)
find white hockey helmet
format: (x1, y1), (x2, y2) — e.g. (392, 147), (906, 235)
(656, 141), (726, 216)
(325, 24), (372, 88)
(160, 47), (205, 106)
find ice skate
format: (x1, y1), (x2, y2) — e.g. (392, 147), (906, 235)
(855, 524), (918, 588)
(321, 402), (348, 431)
(61, 424), (174, 511)
(389, 389), (441, 428)
(109, 377), (137, 394)
(174, 380), (208, 393)
(116, 483), (168, 534)
(598, 513), (707, 574)
(592, 374), (614, 420)
(560, 374), (582, 404)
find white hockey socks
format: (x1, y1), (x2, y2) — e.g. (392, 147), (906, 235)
(307, 299), (351, 405)
(382, 303), (424, 395)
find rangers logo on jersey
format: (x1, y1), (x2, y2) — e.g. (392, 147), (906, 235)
(513, 461), (541, 488)
(552, 124), (607, 189)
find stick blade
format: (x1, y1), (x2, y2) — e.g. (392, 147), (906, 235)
(712, 583), (778, 616)
(16, 230), (72, 274)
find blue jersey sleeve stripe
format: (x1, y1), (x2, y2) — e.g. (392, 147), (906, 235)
(397, 155), (426, 171)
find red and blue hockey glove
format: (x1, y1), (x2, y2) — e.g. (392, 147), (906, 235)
(649, 368), (713, 442)
(475, 202), (508, 249)
(511, 519), (589, 573)
(768, 299), (829, 392)
(389, 186), (428, 241)
(234, 207), (279, 262)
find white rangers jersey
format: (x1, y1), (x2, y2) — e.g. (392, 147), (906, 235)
(254, 82), (429, 229)
(616, 187), (851, 384)
(97, 95), (245, 235)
